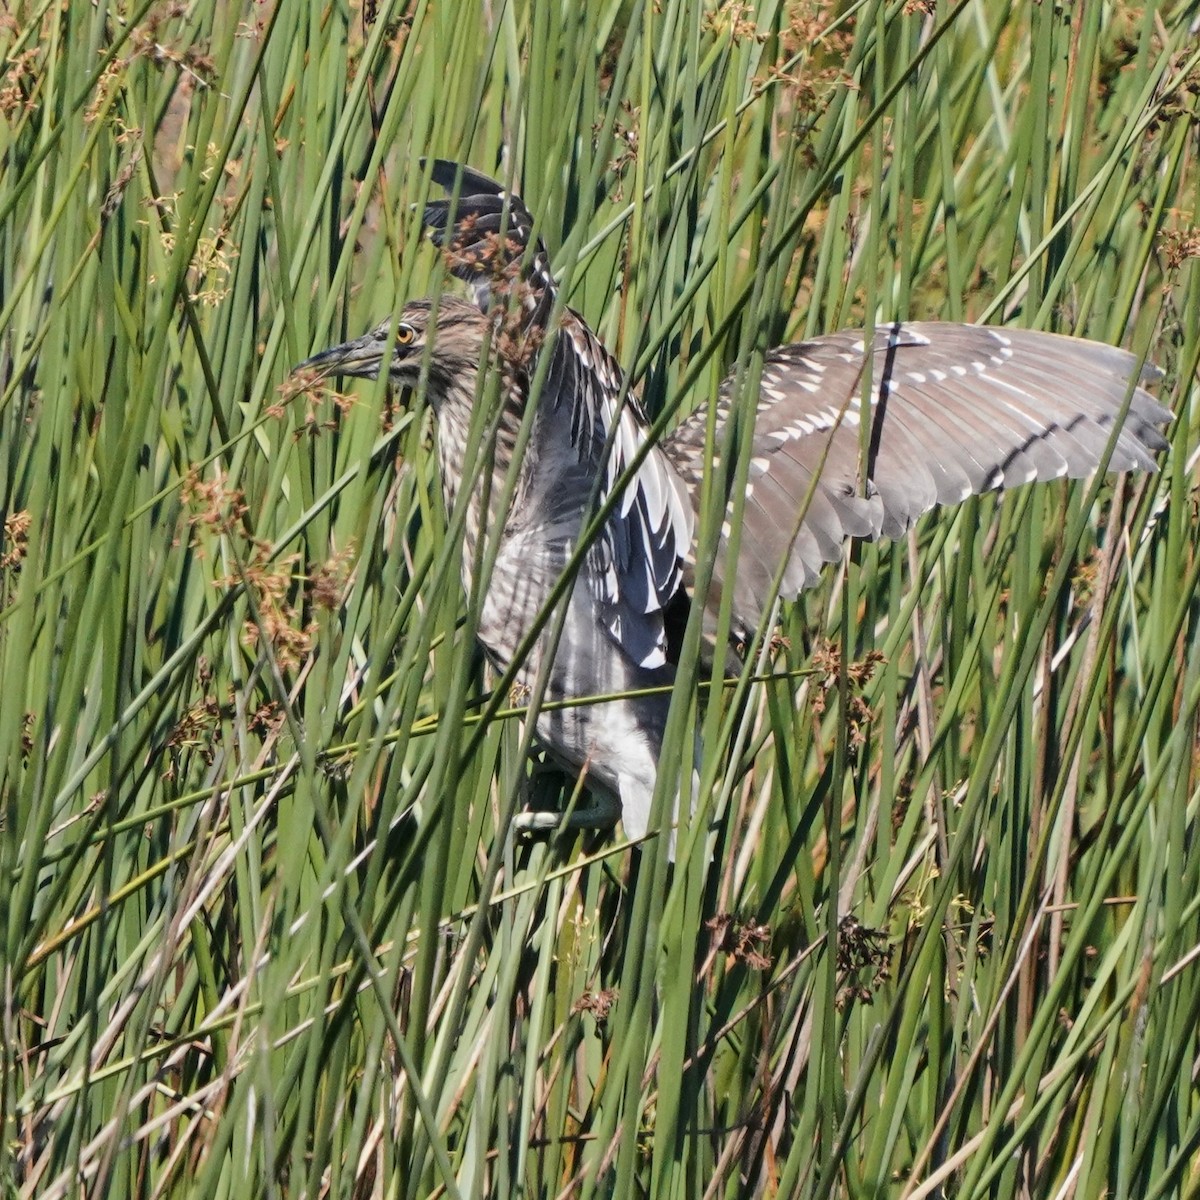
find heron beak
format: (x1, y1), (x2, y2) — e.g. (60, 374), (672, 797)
(294, 331), (384, 380)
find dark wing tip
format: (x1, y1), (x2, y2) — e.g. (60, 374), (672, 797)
(417, 159), (532, 249)
(423, 159), (506, 197)
(416, 160), (557, 326)
(420, 160), (510, 239)
(422, 193), (510, 238)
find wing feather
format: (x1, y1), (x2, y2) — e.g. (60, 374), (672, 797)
(422, 160), (556, 324)
(666, 322), (1170, 638)
(423, 162), (693, 668)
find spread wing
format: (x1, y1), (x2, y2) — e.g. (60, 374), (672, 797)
(665, 323), (1171, 639)
(422, 161), (692, 668)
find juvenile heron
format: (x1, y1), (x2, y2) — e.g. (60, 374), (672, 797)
(298, 162), (1171, 843)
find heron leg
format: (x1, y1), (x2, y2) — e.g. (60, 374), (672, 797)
(513, 771), (622, 833)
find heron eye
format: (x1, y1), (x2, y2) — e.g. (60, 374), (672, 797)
(396, 324), (416, 345)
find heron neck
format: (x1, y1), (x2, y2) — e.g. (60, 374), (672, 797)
(432, 371), (536, 563)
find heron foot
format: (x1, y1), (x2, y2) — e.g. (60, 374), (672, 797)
(513, 791), (622, 834)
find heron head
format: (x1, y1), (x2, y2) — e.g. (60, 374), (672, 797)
(295, 295), (488, 393)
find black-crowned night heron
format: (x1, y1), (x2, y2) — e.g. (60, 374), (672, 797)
(298, 161), (1171, 843)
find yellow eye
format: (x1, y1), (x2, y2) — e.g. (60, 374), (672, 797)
(396, 324), (415, 345)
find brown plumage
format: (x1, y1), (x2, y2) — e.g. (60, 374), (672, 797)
(298, 162), (1171, 843)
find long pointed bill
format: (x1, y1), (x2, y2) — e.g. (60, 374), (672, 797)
(294, 330), (385, 380)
